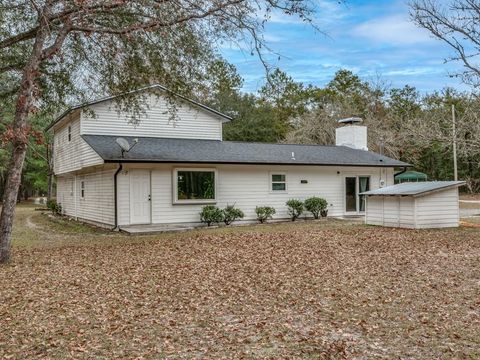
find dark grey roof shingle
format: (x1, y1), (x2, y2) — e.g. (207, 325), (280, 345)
(82, 135), (409, 167)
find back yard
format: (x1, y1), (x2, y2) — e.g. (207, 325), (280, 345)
(1, 204), (479, 359)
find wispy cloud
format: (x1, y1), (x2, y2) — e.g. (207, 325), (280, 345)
(353, 14), (434, 45)
(222, 0), (465, 93)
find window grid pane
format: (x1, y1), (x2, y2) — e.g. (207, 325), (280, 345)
(272, 174), (286, 182)
(271, 173), (286, 191)
(272, 182), (286, 191)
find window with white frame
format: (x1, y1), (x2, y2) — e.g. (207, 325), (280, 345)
(174, 168), (216, 203)
(271, 173), (287, 191)
(80, 181), (85, 198)
(67, 126), (72, 142)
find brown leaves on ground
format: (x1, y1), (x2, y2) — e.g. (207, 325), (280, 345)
(1, 208), (479, 359)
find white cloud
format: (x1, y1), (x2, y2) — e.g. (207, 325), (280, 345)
(263, 33), (283, 43)
(382, 67), (441, 76)
(353, 15), (434, 45)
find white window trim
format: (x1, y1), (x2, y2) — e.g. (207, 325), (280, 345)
(80, 180), (85, 199)
(344, 175), (371, 214)
(67, 125), (72, 142)
(269, 171), (288, 193)
(173, 167), (218, 204)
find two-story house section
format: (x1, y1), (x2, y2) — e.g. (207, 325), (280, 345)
(46, 85), (409, 229)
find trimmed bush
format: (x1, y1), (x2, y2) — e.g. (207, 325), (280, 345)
(222, 205), (245, 225)
(286, 199), (304, 221)
(46, 199), (62, 215)
(255, 206), (276, 223)
(200, 205), (223, 226)
(304, 196), (328, 219)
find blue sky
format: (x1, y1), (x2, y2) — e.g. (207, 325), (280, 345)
(221, 0), (466, 93)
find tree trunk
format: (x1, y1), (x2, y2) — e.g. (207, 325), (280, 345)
(0, 13), (48, 263)
(47, 143), (54, 200)
(47, 172), (54, 200)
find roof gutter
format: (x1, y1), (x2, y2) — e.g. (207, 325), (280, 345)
(113, 163), (123, 230)
(102, 159), (410, 168)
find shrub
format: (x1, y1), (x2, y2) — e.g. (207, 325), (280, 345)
(304, 196), (328, 219)
(286, 199), (304, 221)
(200, 205), (223, 226)
(222, 205), (245, 225)
(255, 206), (276, 223)
(46, 199), (62, 215)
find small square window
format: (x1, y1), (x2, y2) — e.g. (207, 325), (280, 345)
(271, 173), (287, 191)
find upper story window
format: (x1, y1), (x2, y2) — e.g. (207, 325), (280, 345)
(271, 173), (287, 192)
(174, 168), (216, 204)
(67, 126), (72, 142)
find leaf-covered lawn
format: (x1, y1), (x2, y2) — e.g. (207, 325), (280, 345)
(1, 205), (479, 358)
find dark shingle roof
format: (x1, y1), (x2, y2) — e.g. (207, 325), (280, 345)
(360, 181), (465, 196)
(82, 135), (410, 167)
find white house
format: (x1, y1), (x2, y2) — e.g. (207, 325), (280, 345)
(361, 181), (465, 229)
(46, 85), (409, 229)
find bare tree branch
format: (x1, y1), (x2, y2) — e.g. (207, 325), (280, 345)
(411, 0), (480, 86)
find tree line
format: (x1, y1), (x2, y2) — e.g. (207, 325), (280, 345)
(203, 63), (480, 192)
(3, 64), (480, 203)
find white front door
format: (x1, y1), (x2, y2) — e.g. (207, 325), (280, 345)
(130, 170), (151, 224)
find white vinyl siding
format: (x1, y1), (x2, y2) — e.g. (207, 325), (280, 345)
(53, 116), (103, 175)
(365, 197), (415, 228)
(80, 93), (223, 140)
(116, 164), (393, 225)
(56, 169), (115, 226)
(365, 187), (460, 229)
(415, 188), (459, 228)
(56, 175), (75, 216)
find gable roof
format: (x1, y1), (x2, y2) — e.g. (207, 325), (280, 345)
(82, 135), (410, 168)
(45, 84), (232, 131)
(360, 181), (465, 197)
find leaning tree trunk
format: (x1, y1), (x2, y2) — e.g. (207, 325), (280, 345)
(0, 21), (47, 264)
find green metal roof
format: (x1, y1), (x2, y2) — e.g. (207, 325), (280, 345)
(395, 170), (428, 181)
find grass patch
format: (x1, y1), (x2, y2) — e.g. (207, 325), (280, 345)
(35, 212), (111, 234)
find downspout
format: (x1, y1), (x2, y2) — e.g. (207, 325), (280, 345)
(394, 166), (408, 182)
(114, 163), (123, 230)
(74, 175), (77, 220)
